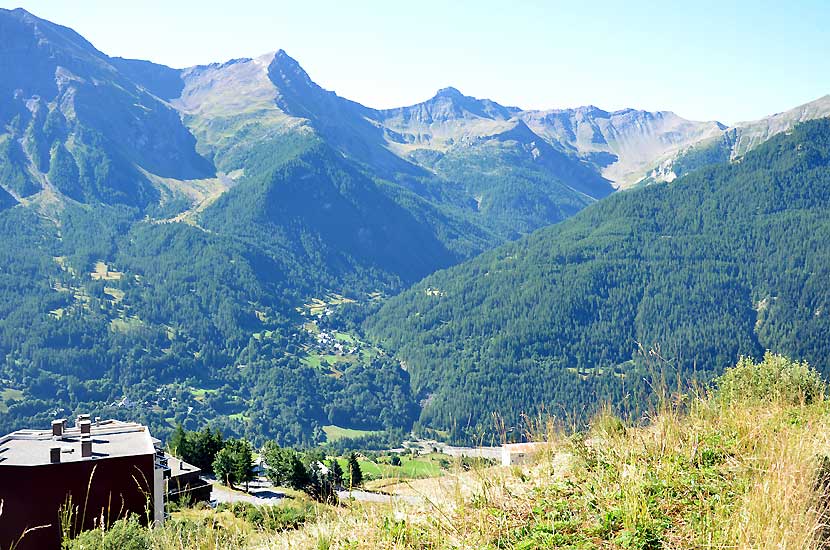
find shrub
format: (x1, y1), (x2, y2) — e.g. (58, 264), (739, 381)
(716, 352), (825, 405)
(218, 502), (313, 532)
(260, 504), (313, 531)
(64, 515), (150, 550)
(590, 405), (627, 439)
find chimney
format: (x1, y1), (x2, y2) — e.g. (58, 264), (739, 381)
(94, 417), (101, 424)
(52, 419), (64, 438)
(80, 420), (91, 435)
(76, 414), (90, 428)
(81, 437), (92, 458)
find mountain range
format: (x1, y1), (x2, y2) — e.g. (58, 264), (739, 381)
(366, 119), (830, 437)
(0, 6), (828, 444)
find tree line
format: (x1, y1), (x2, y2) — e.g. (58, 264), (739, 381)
(169, 425), (364, 503)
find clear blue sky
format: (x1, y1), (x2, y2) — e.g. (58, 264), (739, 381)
(4, 0), (829, 124)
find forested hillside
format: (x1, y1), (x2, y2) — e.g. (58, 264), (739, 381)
(0, 8), (605, 444)
(1, 7), (829, 448)
(365, 119), (830, 441)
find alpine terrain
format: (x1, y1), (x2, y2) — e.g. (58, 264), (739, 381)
(0, 7), (828, 449)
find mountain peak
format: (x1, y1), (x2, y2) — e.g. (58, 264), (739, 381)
(398, 87), (518, 122)
(274, 49), (298, 65)
(272, 49), (310, 77)
(1, 7), (102, 57)
(434, 86), (464, 99)
(268, 49), (315, 90)
(5, 7), (38, 21)
(8, 7), (32, 16)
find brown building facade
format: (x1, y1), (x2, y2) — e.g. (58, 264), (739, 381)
(0, 418), (165, 550)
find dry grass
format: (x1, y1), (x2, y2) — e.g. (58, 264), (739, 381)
(252, 356), (830, 549)
(60, 354), (830, 549)
(722, 404), (830, 549)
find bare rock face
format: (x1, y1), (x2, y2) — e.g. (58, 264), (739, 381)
(643, 95), (830, 185)
(519, 107), (726, 188)
(0, 8), (213, 207)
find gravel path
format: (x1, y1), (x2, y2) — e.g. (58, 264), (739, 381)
(338, 489), (421, 504)
(207, 477), (420, 506)
(207, 477), (287, 505)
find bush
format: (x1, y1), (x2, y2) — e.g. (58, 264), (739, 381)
(217, 502), (313, 532)
(65, 515), (150, 550)
(590, 405), (627, 439)
(260, 504), (313, 531)
(716, 352), (825, 405)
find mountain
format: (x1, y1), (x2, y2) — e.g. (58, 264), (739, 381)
(731, 94), (830, 156)
(373, 88), (726, 191)
(643, 95), (830, 184)
(0, 8), (613, 445)
(376, 86), (520, 152)
(172, 53), (615, 243)
(199, 143), (458, 285)
(520, 106), (727, 188)
(0, 8), (213, 208)
(0, 7), (828, 447)
(364, 118), (830, 440)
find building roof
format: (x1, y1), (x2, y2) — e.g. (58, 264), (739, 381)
(0, 419), (156, 467)
(166, 455), (201, 478)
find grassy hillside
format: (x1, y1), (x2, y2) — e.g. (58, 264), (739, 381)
(56, 354), (830, 549)
(364, 118), (830, 440)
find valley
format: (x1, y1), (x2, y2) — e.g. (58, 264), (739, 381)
(0, 6), (829, 452)
(0, 3), (829, 549)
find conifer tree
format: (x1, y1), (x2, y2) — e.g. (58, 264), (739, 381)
(347, 452), (363, 488)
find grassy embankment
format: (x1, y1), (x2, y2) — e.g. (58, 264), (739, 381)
(59, 353), (830, 549)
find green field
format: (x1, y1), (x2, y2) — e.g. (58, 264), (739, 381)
(336, 453), (444, 480)
(0, 388), (24, 413)
(301, 353), (357, 369)
(326, 293), (355, 306)
(301, 293), (357, 316)
(110, 316), (143, 333)
(333, 331), (355, 343)
(322, 425), (379, 442)
(190, 387), (218, 402)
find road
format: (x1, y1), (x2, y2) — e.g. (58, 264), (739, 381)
(207, 476), (287, 505)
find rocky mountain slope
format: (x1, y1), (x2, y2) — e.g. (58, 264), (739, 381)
(0, 8), (212, 209)
(644, 95), (830, 184)
(521, 106), (726, 187)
